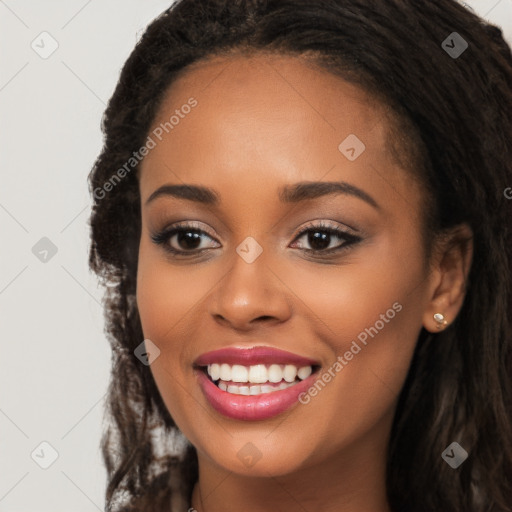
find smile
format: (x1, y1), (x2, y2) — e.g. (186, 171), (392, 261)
(194, 346), (321, 420)
(205, 363), (313, 394)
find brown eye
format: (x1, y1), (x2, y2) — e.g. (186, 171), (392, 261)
(290, 221), (362, 255)
(151, 224), (220, 255)
(174, 230), (204, 251)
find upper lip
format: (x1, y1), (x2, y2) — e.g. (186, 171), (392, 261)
(194, 346), (320, 367)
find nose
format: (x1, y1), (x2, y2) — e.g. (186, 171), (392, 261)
(208, 249), (292, 331)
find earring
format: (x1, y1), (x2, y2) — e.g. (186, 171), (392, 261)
(433, 313), (448, 330)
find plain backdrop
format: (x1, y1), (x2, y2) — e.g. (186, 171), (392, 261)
(1, 1), (511, 510)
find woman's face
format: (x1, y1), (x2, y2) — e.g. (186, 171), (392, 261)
(136, 54), (435, 477)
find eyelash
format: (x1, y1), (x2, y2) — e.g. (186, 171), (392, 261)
(150, 220), (362, 258)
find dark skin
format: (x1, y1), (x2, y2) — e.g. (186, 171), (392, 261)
(136, 54), (473, 512)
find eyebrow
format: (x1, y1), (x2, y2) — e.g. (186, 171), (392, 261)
(145, 181), (380, 210)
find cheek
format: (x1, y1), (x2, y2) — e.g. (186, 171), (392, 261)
(135, 243), (196, 433)
(136, 238), (219, 357)
(135, 238), (229, 432)
(281, 243), (426, 444)
(282, 236), (424, 349)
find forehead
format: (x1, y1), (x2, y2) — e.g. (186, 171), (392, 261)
(138, 53), (409, 206)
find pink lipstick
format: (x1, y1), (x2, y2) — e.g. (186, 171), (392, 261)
(194, 346), (320, 421)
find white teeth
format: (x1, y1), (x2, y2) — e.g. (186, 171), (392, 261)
(204, 362), (316, 395)
(219, 363), (231, 381)
(248, 364), (268, 383)
(218, 381), (297, 395)
(208, 363), (220, 381)
(231, 364), (249, 383)
(238, 386), (250, 395)
(297, 366), (312, 379)
(283, 364), (298, 382)
(206, 363), (313, 384)
(268, 364), (283, 383)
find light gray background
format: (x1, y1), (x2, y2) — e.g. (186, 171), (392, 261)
(1, 1), (511, 510)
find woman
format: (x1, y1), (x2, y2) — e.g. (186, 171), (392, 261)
(88, 1), (512, 510)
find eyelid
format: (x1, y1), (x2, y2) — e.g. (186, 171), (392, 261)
(166, 220), (218, 239)
(293, 218), (357, 236)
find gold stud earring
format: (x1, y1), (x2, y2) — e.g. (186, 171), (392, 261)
(433, 313), (448, 330)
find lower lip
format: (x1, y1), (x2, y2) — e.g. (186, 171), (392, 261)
(196, 369), (318, 421)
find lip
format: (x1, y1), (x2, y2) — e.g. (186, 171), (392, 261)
(194, 346), (321, 420)
(194, 346), (320, 367)
(196, 367), (319, 421)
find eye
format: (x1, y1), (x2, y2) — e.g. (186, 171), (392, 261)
(151, 220), (362, 258)
(289, 220), (362, 255)
(150, 222), (220, 256)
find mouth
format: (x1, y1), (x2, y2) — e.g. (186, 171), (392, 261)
(193, 346), (322, 420)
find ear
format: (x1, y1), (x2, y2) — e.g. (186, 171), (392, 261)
(422, 223), (473, 333)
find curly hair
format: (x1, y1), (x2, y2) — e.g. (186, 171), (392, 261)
(87, 1), (512, 510)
